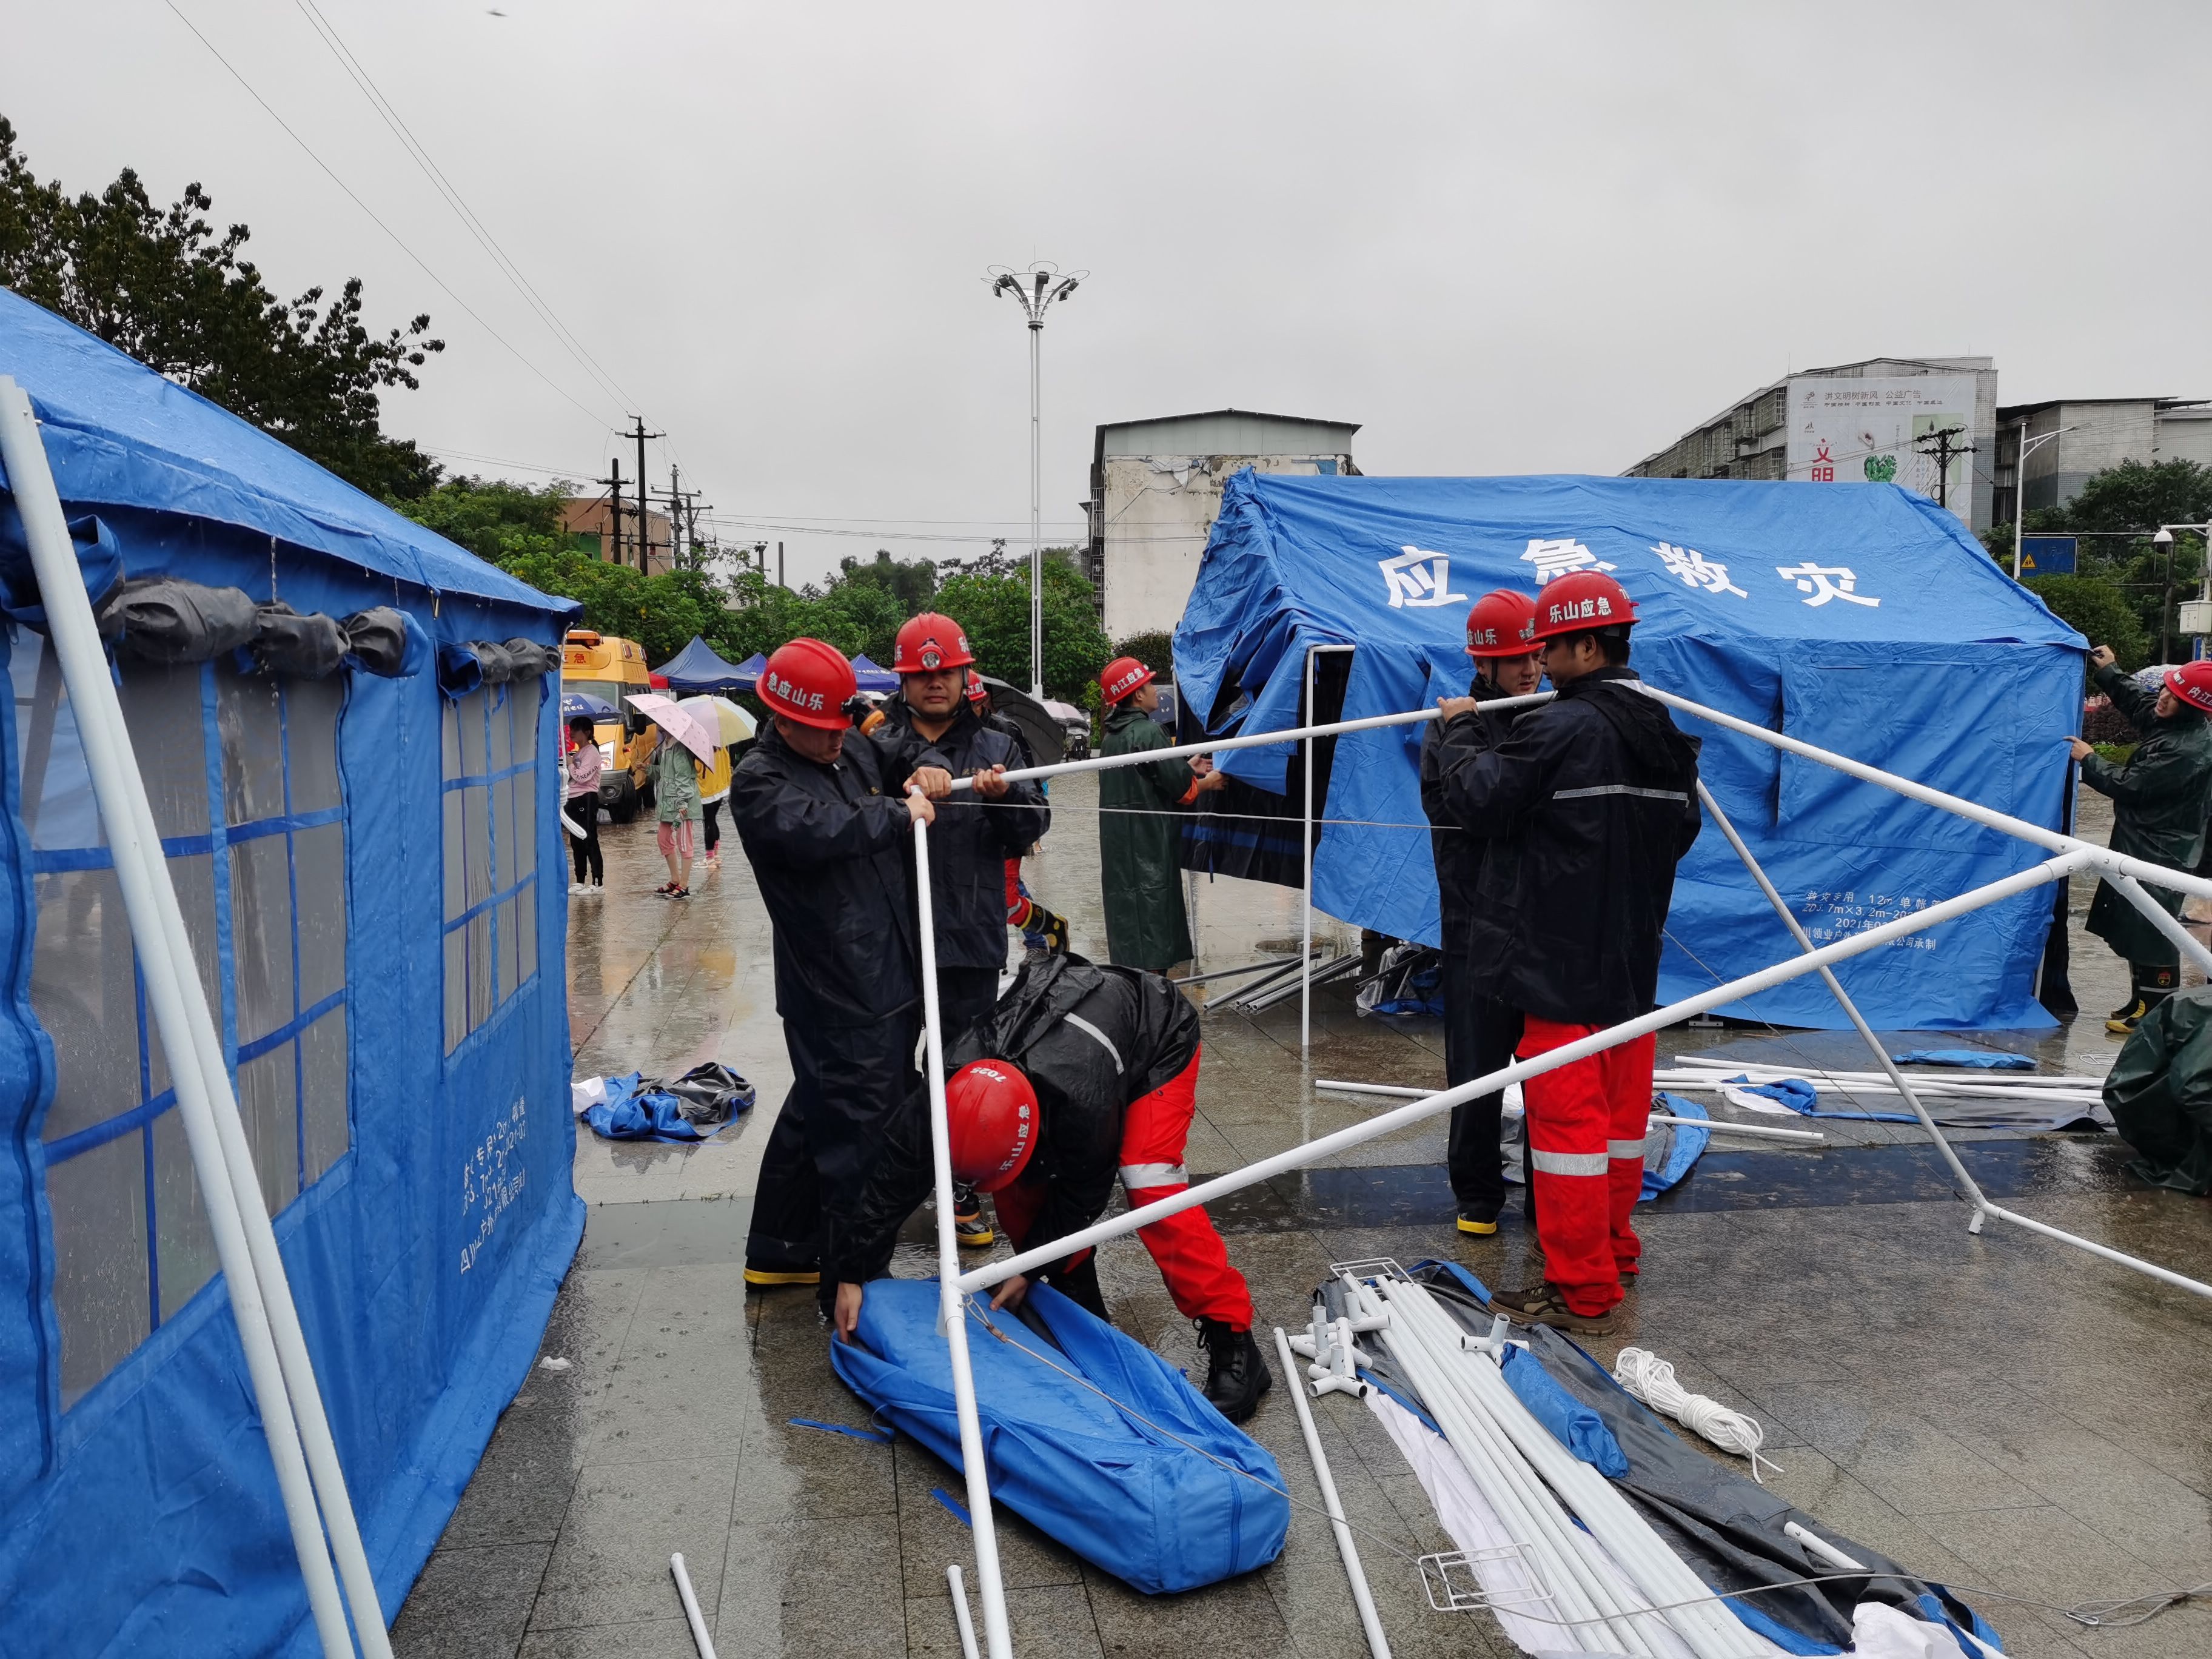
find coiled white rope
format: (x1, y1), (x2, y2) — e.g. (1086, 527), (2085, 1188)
(1612, 1348), (1781, 1483)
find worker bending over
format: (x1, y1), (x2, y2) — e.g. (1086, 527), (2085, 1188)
(1424, 588), (1544, 1236)
(876, 613), (1050, 1247)
(1436, 571), (1701, 1333)
(827, 953), (1272, 1423)
(2070, 646), (2212, 1034)
(730, 637), (953, 1287)
(1096, 655), (1225, 973)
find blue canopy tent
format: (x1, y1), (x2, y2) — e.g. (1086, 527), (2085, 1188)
(1174, 472), (2086, 1031)
(656, 634), (752, 692)
(0, 288), (583, 1652)
(727, 650), (768, 693)
(850, 652), (900, 695)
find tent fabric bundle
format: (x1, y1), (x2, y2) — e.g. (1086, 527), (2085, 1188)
(1171, 472), (2085, 1031)
(830, 1279), (1290, 1594)
(0, 287), (583, 1654)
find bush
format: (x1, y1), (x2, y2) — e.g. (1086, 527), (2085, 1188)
(1111, 630), (1177, 679)
(2025, 575), (2148, 670)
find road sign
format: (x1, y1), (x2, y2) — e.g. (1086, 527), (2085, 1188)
(2020, 535), (2077, 575)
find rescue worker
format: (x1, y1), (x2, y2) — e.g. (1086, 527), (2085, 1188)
(1423, 589), (1544, 1236)
(2070, 646), (2212, 1034)
(875, 613), (1050, 1248)
(729, 637), (954, 1287)
(1436, 570), (1701, 1333)
(826, 953), (1272, 1421)
(968, 670), (1070, 954)
(1097, 655), (1226, 973)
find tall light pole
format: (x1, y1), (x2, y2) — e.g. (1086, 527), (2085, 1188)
(987, 262), (1084, 697)
(2008, 422), (2076, 579)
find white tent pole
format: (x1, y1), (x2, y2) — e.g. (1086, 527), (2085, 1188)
(1270, 1327), (1392, 1659)
(946, 689), (1555, 792)
(956, 848), (2099, 1294)
(908, 812), (1014, 1659)
(2106, 873), (2212, 983)
(0, 380), (359, 1657)
(1692, 779), (1997, 1228)
(1312, 1079), (1828, 1141)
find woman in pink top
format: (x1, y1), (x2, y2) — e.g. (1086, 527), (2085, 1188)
(565, 714), (605, 893)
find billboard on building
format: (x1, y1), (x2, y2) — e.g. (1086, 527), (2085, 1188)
(1786, 375), (1977, 518)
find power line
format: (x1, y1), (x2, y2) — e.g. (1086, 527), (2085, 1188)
(163, 0), (619, 431)
(289, 0), (642, 420)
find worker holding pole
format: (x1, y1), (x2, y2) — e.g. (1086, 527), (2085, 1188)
(729, 637), (954, 1289)
(1425, 589), (1544, 1237)
(1434, 571), (1701, 1333)
(1096, 655), (1227, 974)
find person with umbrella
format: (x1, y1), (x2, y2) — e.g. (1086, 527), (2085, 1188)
(626, 692), (720, 900)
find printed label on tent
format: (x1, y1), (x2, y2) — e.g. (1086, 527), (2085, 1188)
(460, 1097), (529, 1275)
(1648, 542), (1748, 598)
(1796, 891), (1942, 951)
(1518, 537), (1615, 584)
(1376, 546), (1467, 608)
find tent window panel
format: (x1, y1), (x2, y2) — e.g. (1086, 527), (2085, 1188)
(514, 875), (538, 988)
(285, 677), (344, 813)
(511, 683), (536, 765)
(497, 895), (520, 1003)
(144, 853), (219, 1102)
(294, 823), (347, 1010)
(230, 836), (296, 1046)
(218, 672), (287, 825)
(152, 1105), (218, 1321)
(513, 765), (536, 879)
(458, 689), (488, 779)
(489, 689), (513, 773)
(12, 638), (102, 855)
(48, 1131), (151, 1410)
(29, 868), (142, 1145)
(442, 791), (466, 924)
(441, 699), (462, 779)
(301, 1008), (348, 1183)
(494, 776), (517, 894)
(466, 911), (494, 1031)
(462, 789), (491, 911)
(238, 1042), (300, 1216)
(444, 931), (468, 1053)
(118, 661), (212, 838)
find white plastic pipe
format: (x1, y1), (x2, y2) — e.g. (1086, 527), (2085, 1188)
(671, 1553), (719, 1658)
(1782, 1522), (1866, 1575)
(909, 814), (1014, 1659)
(1312, 1079), (1829, 1142)
(2109, 872), (2212, 982)
(958, 850), (2092, 1295)
(1674, 1058), (2104, 1089)
(0, 380), (360, 1656)
(1302, 643), (1356, 1054)
(1272, 1327), (1392, 1659)
(947, 1564), (982, 1659)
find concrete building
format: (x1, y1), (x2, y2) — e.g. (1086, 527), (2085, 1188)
(561, 495), (676, 575)
(1994, 398), (2212, 527)
(1625, 357), (2000, 535)
(1085, 409), (1359, 642)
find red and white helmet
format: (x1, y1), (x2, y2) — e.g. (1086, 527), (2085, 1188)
(2163, 660), (2212, 714)
(893, 611), (976, 673)
(947, 1058), (1039, 1192)
(1530, 570), (1638, 642)
(1100, 655), (1154, 703)
(965, 669), (988, 705)
(1466, 589), (1540, 659)
(758, 637), (857, 731)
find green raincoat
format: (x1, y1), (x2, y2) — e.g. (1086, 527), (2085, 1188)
(1098, 703), (1197, 970)
(2103, 983), (2212, 1193)
(655, 739), (703, 824)
(2081, 663), (2212, 968)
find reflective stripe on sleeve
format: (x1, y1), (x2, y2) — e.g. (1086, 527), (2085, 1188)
(1551, 784), (1690, 803)
(1063, 1012), (1124, 1073)
(1119, 1162), (1188, 1190)
(1607, 1138), (1648, 1160)
(1529, 1148), (1609, 1176)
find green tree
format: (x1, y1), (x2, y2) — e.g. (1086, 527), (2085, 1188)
(0, 116), (443, 498)
(934, 555), (1111, 701)
(398, 475), (577, 563)
(836, 549), (938, 612)
(1111, 630), (1176, 679)
(2023, 574), (2150, 671)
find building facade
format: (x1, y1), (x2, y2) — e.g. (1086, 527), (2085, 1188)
(560, 495), (676, 575)
(1085, 409), (1359, 642)
(1625, 357), (2000, 535)
(1994, 397), (2212, 527)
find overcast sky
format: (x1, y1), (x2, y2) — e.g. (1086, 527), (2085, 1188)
(7, 2), (2208, 589)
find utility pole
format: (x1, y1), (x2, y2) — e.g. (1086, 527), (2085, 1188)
(626, 415), (663, 571)
(777, 540), (785, 589)
(668, 464), (683, 568)
(602, 458), (625, 564)
(1912, 425), (1975, 515)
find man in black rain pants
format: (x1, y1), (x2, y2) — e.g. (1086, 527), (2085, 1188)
(825, 953), (1272, 1422)
(873, 612), (1049, 1245)
(1423, 588), (1544, 1236)
(732, 637), (954, 1287)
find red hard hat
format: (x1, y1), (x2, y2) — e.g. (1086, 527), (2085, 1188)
(965, 669), (988, 704)
(759, 637), (857, 730)
(1529, 570), (1638, 642)
(1100, 655), (1154, 703)
(1466, 589), (1540, 659)
(894, 611), (976, 673)
(947, 1058), (1039, 1192)
(2163, 660), (2212, 714)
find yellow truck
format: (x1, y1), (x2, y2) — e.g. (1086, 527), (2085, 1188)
(560, 629), (657, 822)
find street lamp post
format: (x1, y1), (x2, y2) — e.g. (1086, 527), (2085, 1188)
(987, 262), (1085, 697)
(2008, 423), (2076, 579)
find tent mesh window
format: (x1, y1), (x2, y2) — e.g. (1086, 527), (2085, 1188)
(7, 634), (351, 1410)
(441, 683), (540, 1053)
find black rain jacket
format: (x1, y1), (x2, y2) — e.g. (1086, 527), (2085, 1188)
(827, 954), (1199, 1285)
(729, 720), (945, 1027)
(876, 699), (1050, 970)
(1438, 666), (1702, 1026)
(1419, 671), (1523, 945)
(2082, 662), (2212, 967)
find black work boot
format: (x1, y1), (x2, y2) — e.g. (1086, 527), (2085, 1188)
(1194, 1318), (1272, 1424)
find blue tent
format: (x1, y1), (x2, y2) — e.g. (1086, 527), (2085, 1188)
(656, 634), (752, 692)
(850, 653), (900, 695)
(727, 651), (768, 692)
(1174, 472), (2085, 1031)
(0, 288), (583, 1651)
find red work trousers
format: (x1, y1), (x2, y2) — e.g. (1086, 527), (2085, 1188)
(1515, 1016), (1654, 1316)
(991, 1048), (1254, 1329)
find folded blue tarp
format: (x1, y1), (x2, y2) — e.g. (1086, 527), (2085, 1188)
(831, 1279), (1289, 1593)
(1890, 1048), (2034, 1070)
